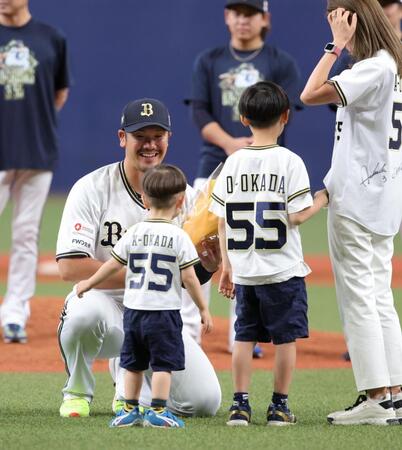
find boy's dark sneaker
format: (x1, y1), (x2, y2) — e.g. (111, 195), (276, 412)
(226, 403), (251, 426)
(267, 403), (296, 426)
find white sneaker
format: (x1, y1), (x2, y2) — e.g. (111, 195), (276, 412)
(392, 392), (402, 419)
(327, 394), (396, 425)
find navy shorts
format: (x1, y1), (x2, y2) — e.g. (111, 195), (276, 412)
(120, 309), (185, 372)
(234, 277), (308, 345)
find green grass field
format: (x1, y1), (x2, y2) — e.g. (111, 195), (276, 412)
(1, 371), (402, 450)
(1, 196), (402, 449)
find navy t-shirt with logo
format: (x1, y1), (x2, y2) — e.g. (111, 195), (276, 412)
(191, 45), (302, 178)
(0, 19), (71, 170)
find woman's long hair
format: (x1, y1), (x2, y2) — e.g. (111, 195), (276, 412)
(327, 0), (402, 75)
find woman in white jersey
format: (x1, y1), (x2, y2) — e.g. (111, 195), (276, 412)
(301, 0), (402, 425)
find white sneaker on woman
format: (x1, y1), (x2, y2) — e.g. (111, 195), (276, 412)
(327, 394), (396, 425)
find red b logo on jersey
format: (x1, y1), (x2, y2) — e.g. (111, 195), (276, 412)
(74, 223), (82, 231)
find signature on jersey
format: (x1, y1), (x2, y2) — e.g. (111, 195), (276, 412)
(360, 162), (387, 187)
(392, 163), (402, 180)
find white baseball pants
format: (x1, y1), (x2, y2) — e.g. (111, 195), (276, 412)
(328, 210), (402, 391)
(0, 170), (52, 327)
(58, 288), (222, 416)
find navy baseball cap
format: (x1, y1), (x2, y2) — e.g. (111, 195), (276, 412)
(225, 0), (269, 13)
(120, 98), (171, 132)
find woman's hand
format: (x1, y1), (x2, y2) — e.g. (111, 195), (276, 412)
(328, 8), (357, 50)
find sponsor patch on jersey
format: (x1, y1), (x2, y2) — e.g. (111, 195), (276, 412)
(73, 222), (95, 239)
(71, 238), (91, 249)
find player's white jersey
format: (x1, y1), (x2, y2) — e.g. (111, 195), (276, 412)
(209, 145), (313, 283)
(56, 161), (196, 300)
(327, 50), (402, 235)
(111, 220), (199, 310)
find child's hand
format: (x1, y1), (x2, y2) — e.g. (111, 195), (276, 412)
(314, 189), (329, 207)
(76, 280), (92, 298)
(219, 269), (235, 299)
(200, 309), (213, 334)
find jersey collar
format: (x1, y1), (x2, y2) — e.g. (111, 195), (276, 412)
(144, 219), (174, 224)
(244, 144), (279, 150)
(118, 161), (146, 210)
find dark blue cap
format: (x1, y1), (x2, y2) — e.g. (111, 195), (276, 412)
(121, 98), (171, 132)
(225, 0), (269, 13)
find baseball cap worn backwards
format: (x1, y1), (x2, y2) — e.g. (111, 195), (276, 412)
(225, 0), (269, 13)
(121, 98), (171, 132)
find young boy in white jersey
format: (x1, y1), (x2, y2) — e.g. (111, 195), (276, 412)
(210, 81), (328, 426)
(76, 164), (213, 429)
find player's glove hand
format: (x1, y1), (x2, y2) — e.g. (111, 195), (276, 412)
(198, 235), (221, 273)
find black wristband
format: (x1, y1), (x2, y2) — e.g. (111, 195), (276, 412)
(181, 262), (214, 288)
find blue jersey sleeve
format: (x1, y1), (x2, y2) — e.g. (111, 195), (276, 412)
(54, 33), (72, 90)
(191, 50), (213, 104)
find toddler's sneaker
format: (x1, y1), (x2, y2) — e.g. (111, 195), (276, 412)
(327, 394), (395, 425)
(267, 403), (296, 426)
(143, 408), (184, 428)
(109, 407), (144, 428)
(226, 402), (251, 426)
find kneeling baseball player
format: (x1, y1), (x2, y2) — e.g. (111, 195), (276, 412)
(76, 164), (213, 428)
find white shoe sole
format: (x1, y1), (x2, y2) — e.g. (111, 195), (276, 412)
(226, 419), (249, 426)
(267, 421), (296, 426)
(143, 421), (182, 428)
(110, 421), (143, 428)
(328, 417), (393, 425)
(4, 337), (27, 344)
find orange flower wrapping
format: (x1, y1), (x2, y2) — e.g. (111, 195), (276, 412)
(183, 179), (219, 248)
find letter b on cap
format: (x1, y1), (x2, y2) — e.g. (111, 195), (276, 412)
(141, 103), (154, 117)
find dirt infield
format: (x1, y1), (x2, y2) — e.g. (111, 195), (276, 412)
(0, 296), (350, 372)
(5, 252), (401, 372)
